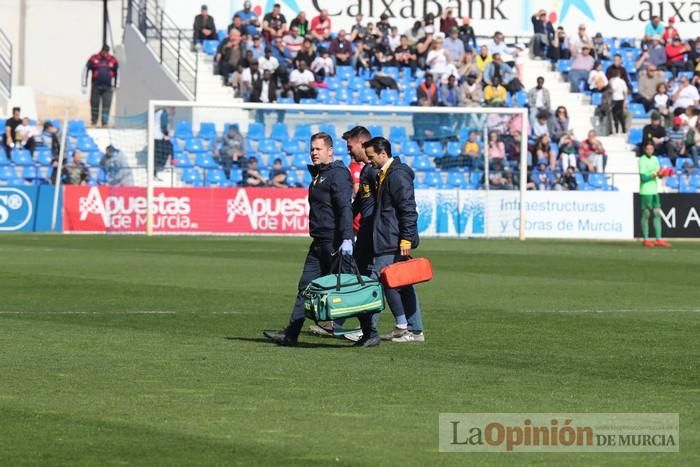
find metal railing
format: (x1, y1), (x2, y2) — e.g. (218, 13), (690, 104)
(122, 0), (198, 99)
(0, 27), (12, 98)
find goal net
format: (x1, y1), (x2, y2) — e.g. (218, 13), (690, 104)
(61, 101), (529, 237)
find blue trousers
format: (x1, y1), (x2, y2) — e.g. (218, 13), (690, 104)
(370, 253), (424, 332)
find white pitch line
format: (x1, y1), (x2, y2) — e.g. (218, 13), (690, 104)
(0, 310), (253, 315)
(520, 309), (700, 313)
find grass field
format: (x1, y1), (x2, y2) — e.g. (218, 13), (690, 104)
(0, 234), (698, 466)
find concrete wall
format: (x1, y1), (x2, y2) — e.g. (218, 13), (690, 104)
(115, 26), (189, 116)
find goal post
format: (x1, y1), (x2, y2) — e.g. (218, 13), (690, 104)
(137, 100), (529, 239)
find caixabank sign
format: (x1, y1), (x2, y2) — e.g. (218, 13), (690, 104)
(634, 193), (700, 238)
(0, 186), (60, 232)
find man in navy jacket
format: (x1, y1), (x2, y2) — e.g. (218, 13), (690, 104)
(264, 133), (354, 346)
(363, 137), (425, 342)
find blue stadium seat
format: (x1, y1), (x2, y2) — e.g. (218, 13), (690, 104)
(325, 76), (341, 91)
(195, 153), (219, 169)
(22, 166), (38, 182)
(515, 91), (528, 107)
(413, 155), (433, 170)
(77, 136), (98, 152)
(229, 169), (243, 185)
(293, 124), (312, 141)
(206, 168), (227, 187)
(629, 103), (648, 119)
(675, 157), (693, 171)
(175, 121), (194, 139)
(282, 139), (302, 154)
(198, 122), (217, 139)
(217, 29), (226, 40)
(558, 59), (572, 73)
(34, 148), (52, 166)
(401, 140), (421, 155)
(257, 139), (278, 154)
(316, 88), (331, 103)
(368, 125), (383, 138)
(292, 153), (309, 169)
(665, 175), (679, 190)
(181, 168), (202, 186)
(0, 148), (8, 165)
(11, 149), (33, 166)
(336, 66), (353, 80)
(658, 156), (672, 169)
(174, 154), (193, 168)
(184, 138), (206, 154)
(382, 66), (400, 80)
(389, 126), (408, 145)
(246, 122), (265, 140)
(628, 128), (643, 145)
(588, 173), (607, 190)
(689, 175), (700, 191)
(0, 165), (17, 180)
(591, 92), (603, 106)
(380, 89), (399, 105)
(318, 124), (336, 139)
(202, 40), (218, 56)
(270, 122), (289, 141)
(446, 171), (466, 188)
(286, 170), (299, 186)
(423, 141), (443, 158)
(423, 171), (442, 188)
(36, 166), (51, 182)
(67, 119), (87, 136)
(302, 170), (313, 185)
(86, 151), (103, 167)
(277, 97), (295, 104)
(446, 141), (462, 157)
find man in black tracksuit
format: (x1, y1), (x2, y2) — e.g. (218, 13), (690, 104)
(363, 136), (424, 343)
(264, 132), (355, 346)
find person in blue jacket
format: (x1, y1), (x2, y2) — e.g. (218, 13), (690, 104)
(363, 137), (425, 343)
(264, 132), (355, 346)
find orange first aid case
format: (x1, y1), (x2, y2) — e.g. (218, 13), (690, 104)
(380, 257), (433, 288)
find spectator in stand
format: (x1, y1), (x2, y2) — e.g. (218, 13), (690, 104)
(387, 26), (401, 52)
(82, 45), (119, 128)
(289, 11), (308, 37)
(588, 61), (609, 92)
(394, 35), (418, 76)
(662, 17), (680, 44)
(414, 25), (433, 65)
(288, 60), (316, 102)
(606, 53), (633, 90)
(351, 14), (368, 42)
(531, 111), (550, 139)
(686, 118), (700, 165)
(13, 117), (37, 153)
(329, 30), (352, 66)
(578, 130), (606, 173)
(671, 75), (700, 115)
(295, 38), (316, 68)
(548, 26), (572, 62)
(269, 158), (288, 188)
(416, 73), (438, 105)
(228, 15), (244, 35)
(311, 47), (335, 78)
(234, 1), (260, 36)
(643, 16), (665, 46)
(458, 17), (477, 52)
(215, 124), (244, 178)
(240, 59), (262, 101)
(687, 37), (700, 69)
(247, 34), (265, 60)
(272, 36), (294, 73)
(460, 71), (483, 106)
(666, 36), (690, 77)
(667, 116), (688, 160)
(458, 130), (482, 169)
(591, 32), (610, 61)
(38, 121), (60, 158)
(653, 83), (672, 126)
(310, 10), (332, 42)
(3, 107), (21, 155)
(371, 42), (392, 71)
(570, 24), (593, 55)
(487, 130), (506, 162)
(549, 106), (570, 142)
(377, 14), (392, 37)
(531, 9), (550, 59)
(637, 36), (667, 71)
(62, 151), (89, 185)
(193, 5), (217, 46)
(637, 64), (666, 112)
(487, 31), (513, 63)
(568, 45), (595, 92)
(444, 27), (465, 66)
(531, 161), (556, 190)
(484, 76), (507, 107)
(263, 4), (287, 45)
(259, 46), (279, 75)
(364, 23), (382, 50)
(283, 26), (304, 55)
(475, 45), (492, 73)
(556, 165), (578, 190)
(353, 40), (372, 76)
(438, 75), (462, 106)
(642, 113), (670, 156)
(216, 29), (244, 81)
(440, 8), (458, 34)
(426, 34), (453, 80)
(243, 157), (266, 186)
(513, 43), (526, 83)
(483, 53), (523, 95)
(457, 50), (479, 81)
(528, 77), (551, 125)
(558, 132), (579, 171)
(609, 69), (628, 134)
(250, 69), (278, 104)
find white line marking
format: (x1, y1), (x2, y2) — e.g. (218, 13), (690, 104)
(0, 310), (254, 315)
(520, 309), (700, 313)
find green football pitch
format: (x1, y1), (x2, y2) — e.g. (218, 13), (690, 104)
(0, 234), (698, 466)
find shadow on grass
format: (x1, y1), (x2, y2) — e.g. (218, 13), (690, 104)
(224, 336), (348, 348)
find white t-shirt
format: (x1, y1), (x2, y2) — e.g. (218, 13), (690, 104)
(289, 69), (315, 89)
(653, 94), (669, 110)
(673, 85), (700, 110)
(283, 35), (304, 54)
(609, 77), (627, 101)
(387, 33), (401, 52)
(260, 80), (270, 103)
(258, 56), (279, 72)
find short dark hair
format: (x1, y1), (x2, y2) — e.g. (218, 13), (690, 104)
(273, 3), (281, 8)
(342, 126), (371, 141)
(362, 137), (392, 158)
(12, 106), (20, 113)
(311, 132), (333, 148)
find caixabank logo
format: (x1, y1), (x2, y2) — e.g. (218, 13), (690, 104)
(0, 188), (33, 231)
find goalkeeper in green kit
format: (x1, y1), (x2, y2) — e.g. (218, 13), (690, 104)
(639, 142), (672, 248)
